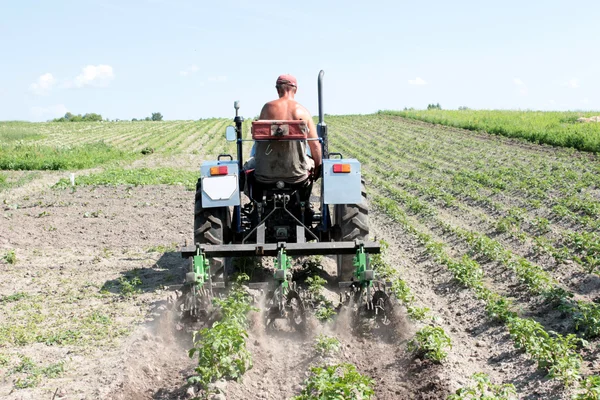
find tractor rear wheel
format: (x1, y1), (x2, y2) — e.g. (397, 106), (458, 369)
(335, 179), (369, 281)
(193, 178), (232, 284)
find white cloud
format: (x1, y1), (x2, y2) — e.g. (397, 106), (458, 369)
(582, 98), (589, 104)
(72, 65), (114, 88)
(30, 104), (68, 120)
(29, 73), (56, 95)
(179, 65), (199, 77)
(565, 78), (580, 89)
(208, 75), (227, 83)
(408, 77), (427, 85)
(513, 78), (528, 95)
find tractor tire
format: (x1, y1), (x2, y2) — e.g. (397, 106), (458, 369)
(193, 178), (231, 283)
(335, 179), (369, 281)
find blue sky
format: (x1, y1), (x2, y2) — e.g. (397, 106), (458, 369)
(0, 0), (598, 121)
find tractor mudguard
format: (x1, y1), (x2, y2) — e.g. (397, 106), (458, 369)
(200, 160), (241, 208)
(322, 158), (362, 204)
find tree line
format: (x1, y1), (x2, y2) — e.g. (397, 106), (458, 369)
(52, 112), (163, 122)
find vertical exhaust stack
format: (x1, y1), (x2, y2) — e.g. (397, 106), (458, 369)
(317, 70), (328, 159)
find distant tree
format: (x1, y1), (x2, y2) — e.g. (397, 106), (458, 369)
(144, 117), (152, 121)
(132, 118), (138, 122)
(458, 106), (470, 111)
(151, 112), (163, 121)
(427, 103), (442, 110)
(82, 113), (103, 122)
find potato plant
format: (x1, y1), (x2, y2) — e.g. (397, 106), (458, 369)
(293, 363), (374, 400)
(408, 326), (452, 363)
(188, 275), (256, 389)
(448, 373), (517, 400)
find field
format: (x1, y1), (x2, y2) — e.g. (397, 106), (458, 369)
(1, 114), (600, 399)
(387, 109), (600, 153)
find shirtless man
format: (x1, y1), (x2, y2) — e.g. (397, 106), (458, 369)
(250, 74), (323, 184)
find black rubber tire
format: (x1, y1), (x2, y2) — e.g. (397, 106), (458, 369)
(193, 178), (231, 281)
(335, 179), (369, 281)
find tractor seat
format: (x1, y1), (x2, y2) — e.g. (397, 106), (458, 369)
(251, 120), (308, 140)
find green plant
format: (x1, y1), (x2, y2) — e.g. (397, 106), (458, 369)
(11, 356), (64, 389)
(448, 372), (517, 399)
(573, 375), (600, 400)
(314, 335), (341, 356)
(3, 250), (16, 264)
(293, 363), (374, 400)
(188, 274), (255, 389)
(118, 275), (142, 297)
(315, 302), (336, 322)
(408, 326), (452, 363)
(507, 317), (583, 385)
(306, 276), (327, 300)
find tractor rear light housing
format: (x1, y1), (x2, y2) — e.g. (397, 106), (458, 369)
(210, 166), (228, 176)
(332, 164), (351, 173)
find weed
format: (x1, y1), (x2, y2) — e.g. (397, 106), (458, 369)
(408, 326), (452, 363)
(0, 292), (28, 303)
(293, 363), (374, 400)
(118, 275), (142, 297)
(3, 250), (16, 264)
(146, 243), (177, 253)
(313, 334), (341, 356)
(11, 355), (64, 389)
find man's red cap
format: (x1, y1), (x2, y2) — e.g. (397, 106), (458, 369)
(276, 74), (297, 87)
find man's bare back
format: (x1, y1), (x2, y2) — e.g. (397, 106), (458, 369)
(258, 77), (322, 170)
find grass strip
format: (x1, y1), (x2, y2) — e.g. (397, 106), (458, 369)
(54, 167), (198, 190)
(0, 142), (132, 170)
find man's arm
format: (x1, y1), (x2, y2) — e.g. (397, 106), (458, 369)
(298, 106), (322, 169)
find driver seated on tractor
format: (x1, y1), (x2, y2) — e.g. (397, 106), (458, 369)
(244, 74), (322, 185)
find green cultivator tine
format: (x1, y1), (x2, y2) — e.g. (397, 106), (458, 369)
(192, 248), (210, 286)
(354, 244), (374, 286)
(274, 245), (291, 289)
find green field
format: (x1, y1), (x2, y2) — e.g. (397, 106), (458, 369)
(386, 109), (600, 153)
(0, 119), (237, 171)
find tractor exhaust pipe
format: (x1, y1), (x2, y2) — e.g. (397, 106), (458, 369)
(317, 70), (328, 159)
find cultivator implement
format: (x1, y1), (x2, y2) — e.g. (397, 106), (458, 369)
(178, 239), (394, 331)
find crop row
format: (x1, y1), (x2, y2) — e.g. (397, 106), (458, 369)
(373, 195), (595, 388)
(330, 118), (600, 280)
(331, 116), (600, 232)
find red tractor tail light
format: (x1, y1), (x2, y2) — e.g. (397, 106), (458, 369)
(332, 164), (351, 173)
(209, 166), (228, 176)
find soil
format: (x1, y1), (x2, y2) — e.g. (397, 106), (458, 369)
(0, 164), (579, 400)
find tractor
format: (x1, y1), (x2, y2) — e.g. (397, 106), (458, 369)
(178, 71), (391, 330)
